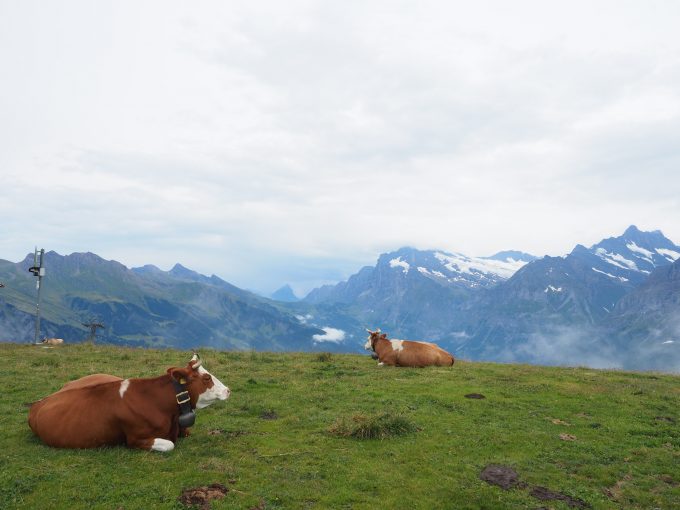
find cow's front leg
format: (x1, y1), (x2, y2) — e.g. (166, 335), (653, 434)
(126, 435), (175, 452)
(151, 438), (175, 452)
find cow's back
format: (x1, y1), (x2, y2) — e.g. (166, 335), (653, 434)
(29, 380), (127, 448)
(397, 341), (454, 367)
(59, 374), (122, 392)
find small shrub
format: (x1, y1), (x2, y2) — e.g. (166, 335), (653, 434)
(316, 352), (333, 363)
(329, 412), (418, 440)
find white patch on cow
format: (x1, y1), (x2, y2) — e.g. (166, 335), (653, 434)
(195, 365), (231, 409)
(119, 379), (130, 399)
(364, 336), (373, 350)
(151, 438), (175, 452)
(378, 362), (385, 366)
(390, 339), (404, 352)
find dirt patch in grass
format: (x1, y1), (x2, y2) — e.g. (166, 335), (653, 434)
(659, 474), (678, 486)
(208, 429), (250, 438)
(329, 412), (418, 440)
(464, 393), (486, 399)
(479, 465), (525, 490)
(179, 483), (228, 509)
(260, 410), (279, 420)
(480, 465), (590, 508)
(530, 486), (589, 508)
(654, 416), (676, 423)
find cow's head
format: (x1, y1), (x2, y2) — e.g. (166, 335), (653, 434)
(364, 328), (386, 351)
(168, 353), (230, 410)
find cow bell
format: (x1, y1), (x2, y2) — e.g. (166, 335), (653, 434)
(178, 410), (196, 428)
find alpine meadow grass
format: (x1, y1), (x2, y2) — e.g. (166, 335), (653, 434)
(1, 343), (678, 509)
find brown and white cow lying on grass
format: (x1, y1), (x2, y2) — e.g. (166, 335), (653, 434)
(40, 338), (64, 345)
(365, 329), (455, 367)
(28, 353), (229, 452)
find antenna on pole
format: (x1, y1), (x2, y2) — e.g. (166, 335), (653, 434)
(28, 247), (46, 344)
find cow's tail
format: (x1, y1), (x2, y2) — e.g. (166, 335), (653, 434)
(450, 355), (455, 366)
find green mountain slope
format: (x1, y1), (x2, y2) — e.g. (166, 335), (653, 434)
(0, 251), (327, 351)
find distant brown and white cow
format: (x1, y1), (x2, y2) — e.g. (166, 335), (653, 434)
(28, 353), (230, 452)
(365, 329), (455, 367)
(41, 338), (64, 345)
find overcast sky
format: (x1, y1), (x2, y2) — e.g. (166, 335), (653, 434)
(2, 1), (680, 296)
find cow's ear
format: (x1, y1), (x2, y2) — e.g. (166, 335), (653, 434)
(168, 367), (191, 382)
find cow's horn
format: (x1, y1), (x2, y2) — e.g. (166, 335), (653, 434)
(191, 352), (202, 369)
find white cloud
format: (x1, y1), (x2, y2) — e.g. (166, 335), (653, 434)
(1, 1), (680, 293)
(312, 327), (346, 343)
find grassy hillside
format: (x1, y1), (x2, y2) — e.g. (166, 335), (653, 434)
(1, 344), (678, 509)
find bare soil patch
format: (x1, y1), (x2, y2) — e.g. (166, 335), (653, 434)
(480, 465), (591, 508)
(654, 416), (676, 423)
(479, 464), (524, 490)
(530, 486), (589, 508)
(179, 483), (228, 509)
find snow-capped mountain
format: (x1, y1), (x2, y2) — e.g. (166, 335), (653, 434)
(3, 226), (678, 370)
(571, 225), (680, 286)
(302, 226), (680, 370)
(303, 246), (535, 340)
(459, 226), (680, 367)
(305, 246), (535, 303)
(387, 249), (535, 289)
(605, 258), (680, 371)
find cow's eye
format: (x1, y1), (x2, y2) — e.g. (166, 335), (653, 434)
(202, 374), (212, 382)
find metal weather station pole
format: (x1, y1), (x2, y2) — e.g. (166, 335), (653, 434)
(28, 248), (46, 344)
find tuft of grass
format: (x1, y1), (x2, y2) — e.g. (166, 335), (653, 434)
(316, 352), (333, 363)
(329, 412), (418, 440)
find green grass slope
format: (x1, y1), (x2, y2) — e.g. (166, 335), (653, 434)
(1, 344), (678, 509)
